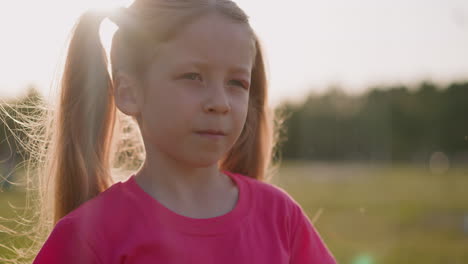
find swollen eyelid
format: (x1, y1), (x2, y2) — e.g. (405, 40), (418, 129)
(183, 73), (202, 81)
(230, 80), (247, 88)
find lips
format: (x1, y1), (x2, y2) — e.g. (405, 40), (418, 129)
(196, 129), (226, 136)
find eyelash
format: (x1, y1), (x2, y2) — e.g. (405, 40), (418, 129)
(182, 73), (248, 89)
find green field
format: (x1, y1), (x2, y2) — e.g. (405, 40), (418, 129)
(0, 183), (29, 263)
(272, 161), (468, 264)
(1, 162), (468, 263)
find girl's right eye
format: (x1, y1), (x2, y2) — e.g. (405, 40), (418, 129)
(182, 72), (202, 81)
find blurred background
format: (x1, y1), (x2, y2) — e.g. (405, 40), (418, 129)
(1, 0), (467, 263)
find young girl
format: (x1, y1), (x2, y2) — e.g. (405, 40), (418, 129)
(30, 0), (337, 263)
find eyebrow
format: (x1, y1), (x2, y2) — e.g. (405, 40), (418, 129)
(179, 59), (251, 75)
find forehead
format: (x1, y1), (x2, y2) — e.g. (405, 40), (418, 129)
(156, 13), (255, 73)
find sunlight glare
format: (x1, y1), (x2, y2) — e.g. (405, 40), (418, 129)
(80, 0), (134, 13)
(72, 0), (135, 79)
(100, 19), (119, 79)
(352, 254), (374, 264)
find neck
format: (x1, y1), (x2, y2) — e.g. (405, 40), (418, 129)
(134, 146), (234, 205)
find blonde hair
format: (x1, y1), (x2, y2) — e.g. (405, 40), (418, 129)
(0, 0), (284, 263)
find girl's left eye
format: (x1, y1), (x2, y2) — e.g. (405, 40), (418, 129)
(183, 73), (202, 81)
(182, 73), (247, 89)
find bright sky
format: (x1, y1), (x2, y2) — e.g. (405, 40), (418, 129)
(1, 0), (467, 106)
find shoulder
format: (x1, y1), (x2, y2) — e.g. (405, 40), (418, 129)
(66, 180), (125, 218)
(33, 216), (105, 264)
(233, 172), (303, 215)
(34, 184), (126, 264)
(59, 179), (132, 240)
(235, 174), (337, 263)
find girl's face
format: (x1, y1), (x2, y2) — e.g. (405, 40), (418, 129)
(136, 13), (255, 168)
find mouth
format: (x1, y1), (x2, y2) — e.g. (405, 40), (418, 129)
(195, 129), (227, 137)
(195, 129), (226, 135)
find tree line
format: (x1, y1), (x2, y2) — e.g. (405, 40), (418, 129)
(276, 81), (468, 163)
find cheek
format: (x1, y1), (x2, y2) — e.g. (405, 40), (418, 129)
(144, 88), (198, 132)
(146, 83), (198, 112)
(234, 92), (249, 119)
(230, 95), (249, 135)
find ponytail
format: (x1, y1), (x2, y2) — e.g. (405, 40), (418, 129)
(49, 10), (116, 224)
(0, 10), (123, 264)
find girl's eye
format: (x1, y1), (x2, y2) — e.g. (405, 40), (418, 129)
(183, 72), (202, 81)
(229, 80), (248, 89)
(182, 73), (248, 89)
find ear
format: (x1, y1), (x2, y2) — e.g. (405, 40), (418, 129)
(113, 71), (142, 116)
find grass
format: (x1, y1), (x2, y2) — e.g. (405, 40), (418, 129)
(271, 161), (468, 264)
(0, 186), (29, 262)
(1, 162), (467, 263)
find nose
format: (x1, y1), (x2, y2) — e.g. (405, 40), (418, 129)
(203, 85), (231, 114)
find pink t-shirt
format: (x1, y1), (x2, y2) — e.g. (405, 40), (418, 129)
(33, 171), (337, 264)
